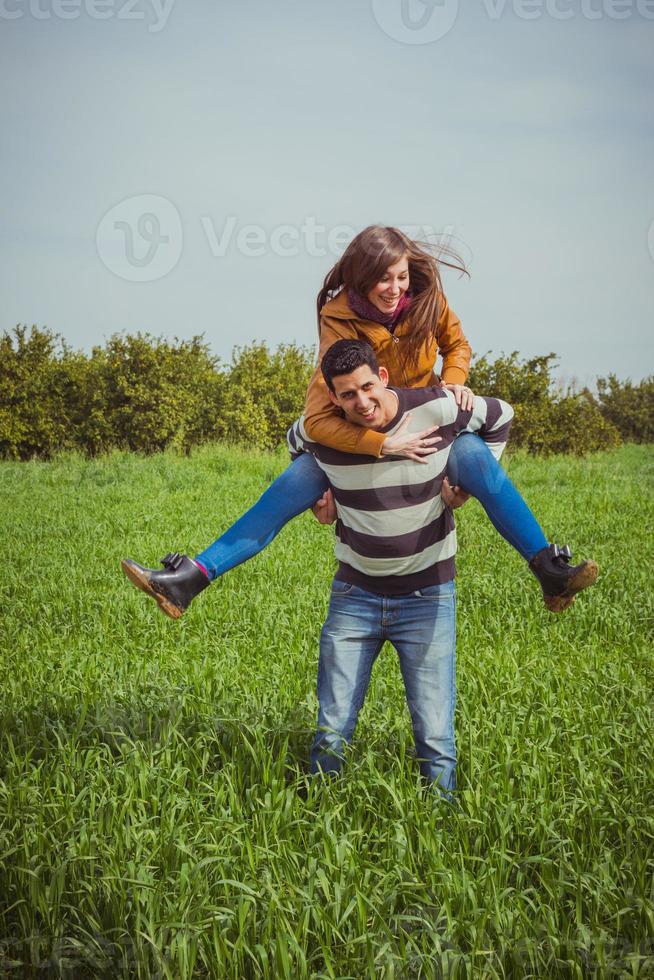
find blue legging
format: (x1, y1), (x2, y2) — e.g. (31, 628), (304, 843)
(195, 433), (547, 581)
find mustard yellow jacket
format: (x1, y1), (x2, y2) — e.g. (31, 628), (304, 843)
(304, 289), (472, 457)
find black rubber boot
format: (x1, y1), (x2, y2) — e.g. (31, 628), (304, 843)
(528, 544), (599, 612)
(121, 552), (210, 619)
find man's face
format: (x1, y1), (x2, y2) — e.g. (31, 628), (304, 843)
(328, 364), (395, 429)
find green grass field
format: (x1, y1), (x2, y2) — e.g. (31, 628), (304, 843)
(1, 443), (653, 979)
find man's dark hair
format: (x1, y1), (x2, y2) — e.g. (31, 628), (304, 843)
(321, 339), (381, 392)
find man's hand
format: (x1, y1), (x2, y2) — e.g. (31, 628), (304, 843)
(441, 476), (471, 510)
(443, 383), (475, 411)
(381, 414), (441, 463)
(312, 489), (337, 525)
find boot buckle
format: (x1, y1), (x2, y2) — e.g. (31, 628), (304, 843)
(161, 552), (183, 571)
(552, 544), (572, 562)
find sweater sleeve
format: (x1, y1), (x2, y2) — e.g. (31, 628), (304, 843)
(437, 296), (472, 386)
(457, 396), (514, 460)
(303, 316), (387, 457)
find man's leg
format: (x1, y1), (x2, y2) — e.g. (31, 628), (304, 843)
(310, 583), (384, 776)
(389, 582), (457, 795)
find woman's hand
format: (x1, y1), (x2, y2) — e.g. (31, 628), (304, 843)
(443, 383), (474, 411)
(441, 476), (471, 510)
(312, 489), (337, 525)
(381, 414), (442, 463)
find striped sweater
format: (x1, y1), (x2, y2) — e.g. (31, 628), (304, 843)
(287, 387), (514, 595)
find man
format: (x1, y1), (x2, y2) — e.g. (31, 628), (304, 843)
(287, 338), (516, 795)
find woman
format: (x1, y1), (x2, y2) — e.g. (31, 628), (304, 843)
(121, 226), (598, 618)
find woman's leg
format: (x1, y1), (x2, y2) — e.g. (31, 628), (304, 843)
(122, 452), (330, 619)
(445, 433), (598, 610)
(445, 433), (547, 561)
(195, 451), (330, 580)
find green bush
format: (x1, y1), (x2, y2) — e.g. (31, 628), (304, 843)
(595, 374), (654, 443)
(2, 328), (648, 460)
(467, 350), (556, 405)
(0, 327), (315, 460)
(468, 351), (622, 455)
(88, 333), (223, 454)
(0, 325), (71, 460)
(514, 394), (621, 455)
(0, 327), (224, 459)
(218, 342), (315, 451)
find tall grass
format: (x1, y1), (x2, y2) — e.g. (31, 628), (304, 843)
(1, 444), (653, 978)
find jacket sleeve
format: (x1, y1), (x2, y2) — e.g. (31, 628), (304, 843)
(303, 316), (387, 457)
(437, 296), (472, 386)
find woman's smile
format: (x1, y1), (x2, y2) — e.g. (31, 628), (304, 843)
(366, 254), (409, 315)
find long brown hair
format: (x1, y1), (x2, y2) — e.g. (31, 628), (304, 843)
(316, 225), (468, 368)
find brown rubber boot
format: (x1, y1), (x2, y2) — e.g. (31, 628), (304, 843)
(121, 552), (209, 619)
(528, 544), (599, 612)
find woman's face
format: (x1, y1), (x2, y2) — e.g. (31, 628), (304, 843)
(366, 255), (409, 316)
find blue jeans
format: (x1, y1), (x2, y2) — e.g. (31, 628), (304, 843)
(195, 434), (547, 580)
(446, 433), (547, 561)
(311, 580), (457, 792)
(195, 451), (329, 578)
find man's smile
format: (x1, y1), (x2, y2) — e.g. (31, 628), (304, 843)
(328, 363), (397, 429)
(358, 405), (378, 422)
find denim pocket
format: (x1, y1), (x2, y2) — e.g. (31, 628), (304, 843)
(330, 580), (356, 596)
(413, 583), (455, 599)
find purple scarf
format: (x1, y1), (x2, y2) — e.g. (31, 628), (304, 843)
(347, 288), (412, 330)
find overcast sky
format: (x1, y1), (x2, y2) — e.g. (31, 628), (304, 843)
(1, 0), (653, 385)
